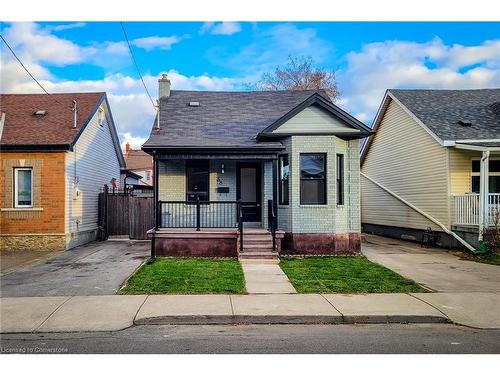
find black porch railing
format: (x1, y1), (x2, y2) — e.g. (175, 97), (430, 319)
(158, 199), (240, 230)
(267, 199), (277, 252)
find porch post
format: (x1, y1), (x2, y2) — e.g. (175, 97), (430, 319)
(272, 157), (278, 229)
(478, 150), (490, 241)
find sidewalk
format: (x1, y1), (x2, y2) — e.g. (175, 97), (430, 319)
(2, 292), (499, 333)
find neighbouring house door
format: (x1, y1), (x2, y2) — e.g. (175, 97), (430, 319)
(237, 163), (262, 222)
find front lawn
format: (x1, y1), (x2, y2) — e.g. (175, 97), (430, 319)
(280, 256), (426, 293)
(120, 258), (245, 294)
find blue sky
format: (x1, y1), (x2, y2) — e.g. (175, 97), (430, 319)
(1, 21), (499, 148)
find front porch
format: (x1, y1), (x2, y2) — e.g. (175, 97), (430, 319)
(148, 152), (282, 259)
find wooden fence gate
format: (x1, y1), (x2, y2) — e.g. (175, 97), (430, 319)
(98, 185), (154, 240)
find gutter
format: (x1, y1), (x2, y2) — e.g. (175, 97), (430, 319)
(361, 172), (480, 254)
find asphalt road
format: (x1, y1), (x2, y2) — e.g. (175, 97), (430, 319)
(1, 324), (499, 354)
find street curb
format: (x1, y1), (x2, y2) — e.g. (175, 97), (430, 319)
(134, 314), (449, 326)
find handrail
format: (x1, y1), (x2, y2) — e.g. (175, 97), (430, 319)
(238, 200), (243, 253)
(267, 199), (277, 252)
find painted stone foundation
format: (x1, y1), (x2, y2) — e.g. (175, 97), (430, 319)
(0, 234), (67, 251)
(151, 230), (238, 257)
(281, 232), (361, 255)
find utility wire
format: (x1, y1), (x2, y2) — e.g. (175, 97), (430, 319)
(120, 22), (156, 110)
(0, 34), (66, 107)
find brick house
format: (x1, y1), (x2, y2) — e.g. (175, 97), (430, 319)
(143, 75), (372, 259)
(123, 143), (153, 187)
(0, 92), (125, 251)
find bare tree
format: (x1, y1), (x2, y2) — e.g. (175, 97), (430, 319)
(253, 56), (339, 101)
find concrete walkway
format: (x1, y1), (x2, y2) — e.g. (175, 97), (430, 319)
(240, 260), (297, 294)
(362, 235), (500, 292)
(2, 292), (499, 333)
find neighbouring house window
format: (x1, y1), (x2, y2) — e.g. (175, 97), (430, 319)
(336, 154), (344, 205)
(14, 168), (33, 208)
(186, 160), (209, 201)
(300, 153), (326, 205)
(145, 170), (151, 181)
(279, 154), (289, 205)
(471, 159), (500, 194)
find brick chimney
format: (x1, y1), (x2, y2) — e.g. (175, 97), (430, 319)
(158, 73), (171, 99)
(125, 142), (131, 157)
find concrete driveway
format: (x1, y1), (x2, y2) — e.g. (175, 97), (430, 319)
(362, 235), (500, 292)
(0, 240), (149, 297)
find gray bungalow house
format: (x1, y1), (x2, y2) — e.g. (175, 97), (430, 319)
(143, 74), (371, 260)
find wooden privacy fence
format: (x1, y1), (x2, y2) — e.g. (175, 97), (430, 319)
(98, 185), (154, 240)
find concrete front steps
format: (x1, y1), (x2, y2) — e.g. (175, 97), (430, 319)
(238, 229), (279, 260)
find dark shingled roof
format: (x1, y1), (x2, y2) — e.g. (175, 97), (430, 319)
(389, 89), (500, 141)
(143, 89), (335, 150)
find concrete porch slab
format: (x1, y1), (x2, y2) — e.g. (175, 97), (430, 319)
(323, 293), (448, 323)
(35, 295), (147, 332)
(0, 296), (70, 333)
(411, 292), (500, 329)
(135, 295), (232, 324)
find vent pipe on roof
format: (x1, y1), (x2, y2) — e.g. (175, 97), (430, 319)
(72, 100), (78, 129)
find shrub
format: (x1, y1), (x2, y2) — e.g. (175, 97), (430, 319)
(483, 209), (500, 254)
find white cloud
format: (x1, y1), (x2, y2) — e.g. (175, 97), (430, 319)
(339, 38), (500, 125)
(47, 22), (86, 32)
(200, 22), (241, 35)
(132, 35), (182, 51)
(121, 132), (148, 150)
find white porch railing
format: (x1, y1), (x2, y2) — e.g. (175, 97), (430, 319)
(452, 193), (500, 226)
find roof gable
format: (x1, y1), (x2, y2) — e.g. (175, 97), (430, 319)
(0, 92), (105, 149)
(259, 93), (371, 138)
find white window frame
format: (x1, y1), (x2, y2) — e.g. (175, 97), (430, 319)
(471, 157), (500, 193)
(14, 167), (33, 208)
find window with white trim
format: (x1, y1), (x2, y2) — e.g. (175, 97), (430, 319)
(471, 158), (500, 194)
(14, 168), (33, 208)
(98, 108), (104, 127)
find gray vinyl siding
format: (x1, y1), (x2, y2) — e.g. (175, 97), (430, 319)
(361, 99), (449, 231)
(65, 101), (122, 248)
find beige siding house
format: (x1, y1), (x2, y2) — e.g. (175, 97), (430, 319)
(361, 89), (500, 250)
(142, 74), (371, 260)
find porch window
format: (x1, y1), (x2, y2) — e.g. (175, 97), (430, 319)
(186, 160), (209, 201)
(14, 167), (33, 208)
(336, 154), (344, 205)
(279, 154), (289, 205)
(471, 159), (500, 194)
(300, 153), (326, 205)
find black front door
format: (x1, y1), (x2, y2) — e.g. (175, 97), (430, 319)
(237, 163), (262, 222)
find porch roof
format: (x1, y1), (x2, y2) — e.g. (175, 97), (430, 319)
(156, 151), (279, 160)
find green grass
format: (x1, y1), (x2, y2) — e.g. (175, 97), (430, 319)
(280, 256), (426, 293)
(120, 258), (245, 294)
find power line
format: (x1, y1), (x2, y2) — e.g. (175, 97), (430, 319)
(0, 34), (66, 107)
(119, 22), (156, 109)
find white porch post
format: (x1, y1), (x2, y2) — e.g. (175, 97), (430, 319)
(478, 150), (490, 241)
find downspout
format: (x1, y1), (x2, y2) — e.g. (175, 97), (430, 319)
(361, 172), (479, 254)
(478, 150), (490, 241)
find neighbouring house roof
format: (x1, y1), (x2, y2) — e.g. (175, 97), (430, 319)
(0, 92), (125, 166)
(389, 88), (500, 141)
(362, 88), (500, 161)
(143, 90), (371, 152)
(125, 149), (152, 170)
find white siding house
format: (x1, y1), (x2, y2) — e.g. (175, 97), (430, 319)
(65, 98), (124, 249)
